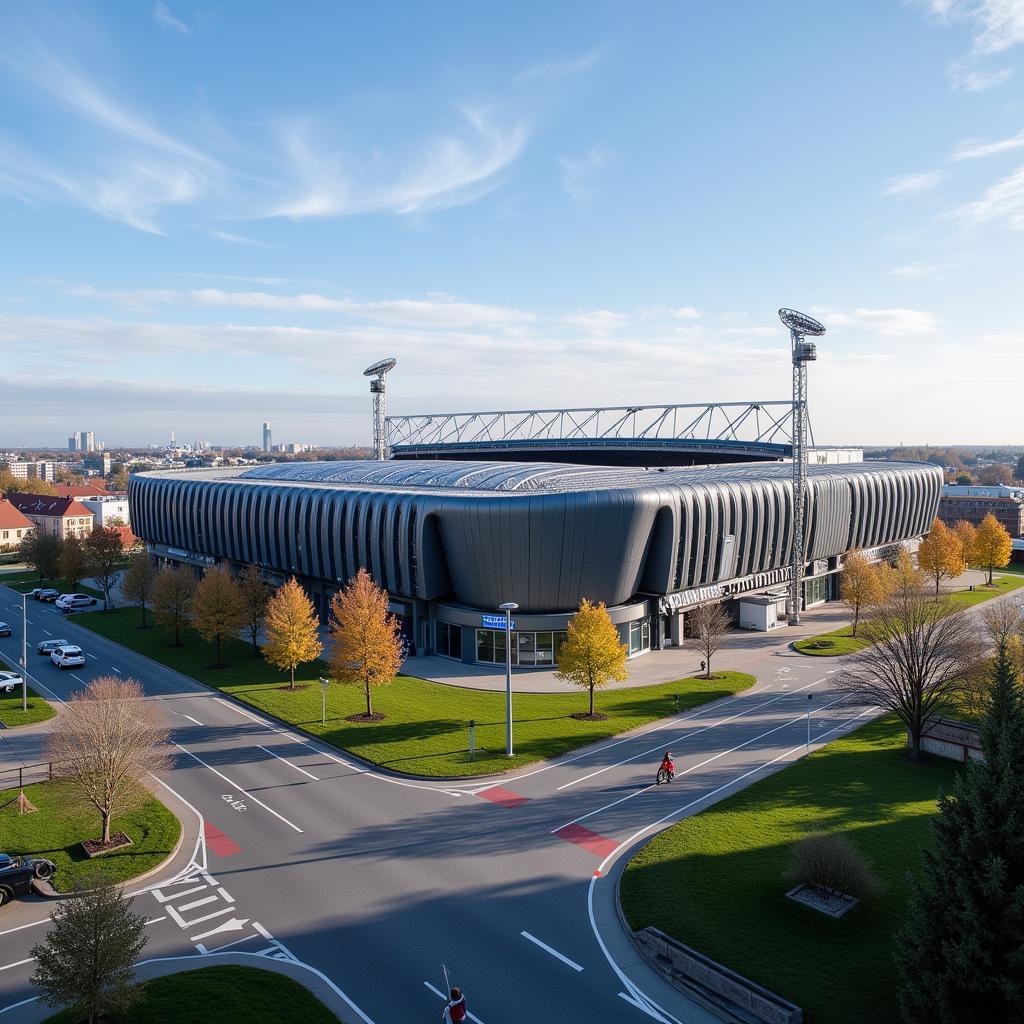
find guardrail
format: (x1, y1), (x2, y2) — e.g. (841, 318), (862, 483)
(0, 761), (53, 790)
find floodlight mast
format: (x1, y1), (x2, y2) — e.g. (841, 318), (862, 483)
(363, 358), (397, 460)
(778, 309), (825, 626)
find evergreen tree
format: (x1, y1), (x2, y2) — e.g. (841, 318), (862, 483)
(896, 642), (1024, 1023)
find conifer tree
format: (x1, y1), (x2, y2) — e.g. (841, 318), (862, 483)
(896, 641), (1024, 1022)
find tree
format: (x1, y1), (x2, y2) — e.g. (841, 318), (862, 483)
(1016, 453), (1024, 483)
(954, 473), (974, 486)
(20, 529), (61, 582)
(688, 602), (731, 677)
(263, 576), (322, 690)
(979, 462), (1013, 486)
(104, 514), (126, 527)
(0, 471), (55, 497)
(838, 551), (888, 637)
(890, 547), (922, 593)
(152, 564), (196, 645)
(916, 518), (966, 596)
(238, 564), (270, 656)
(952, 519), (977, 568)
(896, 638), (1024, 1023)
(29, 871), (148, 1024)
(110, 466), (130, 492)
(45, 676), (172, 844)
(191, 565), (246, 668)
(121, 552), (157, 627)
(328, 568), (405, 719)
(974, 511), (1012, 585)
(59, 534), (86, 590)
(835, 584), (984, 760)
(83, 525), (123, 610)
(555, 599), (628, 719)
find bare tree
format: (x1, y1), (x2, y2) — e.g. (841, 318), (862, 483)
(45, 677), (172, 844)
(238, 563), (270, 657)
(835, 585), (985, 760)
(152, 564), (196, 646)
(83, 525), (124, 611)
(688, 602), (732, 678)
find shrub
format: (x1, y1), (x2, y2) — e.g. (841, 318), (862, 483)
(786, 832), (881, 902)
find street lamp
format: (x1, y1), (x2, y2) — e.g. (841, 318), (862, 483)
(20, 593), (27, 713)
(319, 677), (329, 725)
(499, 601), (518, 757)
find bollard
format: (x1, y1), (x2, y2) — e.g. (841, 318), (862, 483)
(469, 719), (476, 761)
(673, 694), (679, 712)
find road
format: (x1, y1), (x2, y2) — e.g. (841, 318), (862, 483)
(0, 586), (871, 1023)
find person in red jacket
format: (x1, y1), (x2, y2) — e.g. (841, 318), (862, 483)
(442, 987), (467, 1023)
(659, 751), (675, 781)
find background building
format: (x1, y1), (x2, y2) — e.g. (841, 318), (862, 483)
(131, 459), (940, 664)
(262, 422), (272, 452)
(8, 493), (93, 540)
(0, 500), (34, 551)
(938, 484), (1024, 537)
(83, 453), (112, 476)
(0, 460), (56, 482)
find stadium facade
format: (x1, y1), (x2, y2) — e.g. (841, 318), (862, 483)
(129, 459), (942, 667)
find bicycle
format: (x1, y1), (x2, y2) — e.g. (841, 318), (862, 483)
(656, 767), (674, 785)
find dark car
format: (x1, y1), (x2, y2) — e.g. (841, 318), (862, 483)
(26, 588), (42, 600)
(0, 622), (11, 638)
(37, 589), (60, 602)
(0, 853), (56, 907)
(37, 638), (70, 656)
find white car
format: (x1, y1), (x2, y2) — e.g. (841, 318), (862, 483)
(0, 670), (22, 693)
(55, 594), (98, 611)
(50, 646), (85, 670)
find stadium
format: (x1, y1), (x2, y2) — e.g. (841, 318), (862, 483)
(128, 458), (942, 666)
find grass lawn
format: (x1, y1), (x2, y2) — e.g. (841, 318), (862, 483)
(0, 655), (56, 727)
(44, 965), (342, 1023)
(0, 779), (180, 891)
(620, 715), (957, 1024)
(793, 625), (869, 657)
(2, 575), (104, 600)
(945, 572), (1024, 608)
(75, 607), (755, 777)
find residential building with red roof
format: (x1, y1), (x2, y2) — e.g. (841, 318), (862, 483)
(52, 483), (114, 499)
(0, 499), (34, 551)
(7, 493), (94, 540)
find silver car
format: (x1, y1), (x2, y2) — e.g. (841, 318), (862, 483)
(50, 646), (85, 670)
(37, 639), (70, 655)
(0, 670), (22, 693)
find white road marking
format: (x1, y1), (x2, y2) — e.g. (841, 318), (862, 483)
(40, 629), (51, 637)
(144, 916), (167, 925)
(555, 677), (827, 792)
(521, 930), (584, 972)
(257, 744), (320, 780)
(618, 990), (670, 1021)
(551, 694), (846, 834)
(169, 708), (203, 726)
(178, 894), (221, 913)
(69, 673), (85, 683)
(173, 743), (304, 833)
(0, 919), (48, 939)
(110, 666), (122, 673)
(0, 959), (34, 973)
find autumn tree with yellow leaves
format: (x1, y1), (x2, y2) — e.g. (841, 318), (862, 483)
(916, 518), (966, 596)
(555, 599), (628, 720)
(191, 565), (246, 668)
(953, 520), (978, 568)
(839, 550), (891, 637)
(263, 576), (323, 690)
(328, 568), (405, 721)
(974, 512), (1012, 585)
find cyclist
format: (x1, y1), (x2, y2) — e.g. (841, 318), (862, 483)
(659, 751), (675, 782)
(442, 987), (467, 1023)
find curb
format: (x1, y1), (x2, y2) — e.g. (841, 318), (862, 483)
(31, 774), (191, 900)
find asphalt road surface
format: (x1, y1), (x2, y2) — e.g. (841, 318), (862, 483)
(0, 585), (872, 1023)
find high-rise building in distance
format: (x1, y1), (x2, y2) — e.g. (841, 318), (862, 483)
(262, 422), (272, 452)
(77, 430), (95, 453)
(68, 436), (78, 451)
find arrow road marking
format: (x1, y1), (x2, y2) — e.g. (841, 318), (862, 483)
(190, 916), (250, 942)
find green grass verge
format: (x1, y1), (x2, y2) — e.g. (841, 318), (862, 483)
(0, 779), (180, 891)
(944, 572), (1024, 607)
(43, 965), (342, 1023)
(620, 715), (957, 1024)
(74, 607), (755, 777)
(793, 625), (870, 657)
(0, 655), (56, 727)
(3, 576), (104, 600)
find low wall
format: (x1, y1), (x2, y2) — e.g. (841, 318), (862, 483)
(633, 926), (802, 1024)
(916, 718), (983, 763)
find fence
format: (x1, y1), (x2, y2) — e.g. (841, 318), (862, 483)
(0, 761), (54, 790)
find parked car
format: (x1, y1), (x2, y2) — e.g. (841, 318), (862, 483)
(55, 594), (98, 611)
(0, 670), (22, 693)
(36, 638), (70, 655)
(0, 622), (11, 638)
(37, 589), (59, 602)
(26, 588), (42, 600)
(50, 645), (85, 670)
(0, 853), (57, 907)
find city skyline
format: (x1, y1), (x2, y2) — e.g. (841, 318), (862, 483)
(2, 2), (1024, 446)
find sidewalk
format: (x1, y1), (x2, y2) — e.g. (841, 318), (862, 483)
(404, 603), (853, 693)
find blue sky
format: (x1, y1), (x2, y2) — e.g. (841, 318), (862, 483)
(2, 1), (1023, 448)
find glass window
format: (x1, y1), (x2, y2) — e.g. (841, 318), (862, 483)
(449, 624), (462, 660)
(628, 618), (652, 655)
(476, 629), (494, 663)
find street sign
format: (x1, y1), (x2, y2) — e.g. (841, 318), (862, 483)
(482, 614), (514, 630)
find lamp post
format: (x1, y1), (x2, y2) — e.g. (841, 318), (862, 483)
(319, 677), (329, 725)
(20, 593), (27, 713)
(806, 693), (813, 751)
(499, 601), (518, 757)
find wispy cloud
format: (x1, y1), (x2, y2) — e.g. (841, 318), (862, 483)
(947, 60), (1013, 90)
(153, 2), (190, 34)
(559, 145), (612, 207)
(920, 1), (1024, 89)
(514, 47), (605, 84)
(268, 107), (528, 219)
(948, 165), (1024, 228)
(889, 262), (948, 279)
(882, 170), (945, 197)
(209, 229), (272, 247)
(952, 130), (1024, 159)
(816, 306), (940, 335)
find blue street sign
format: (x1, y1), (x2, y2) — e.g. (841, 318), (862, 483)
(481, 614), (515, 630)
